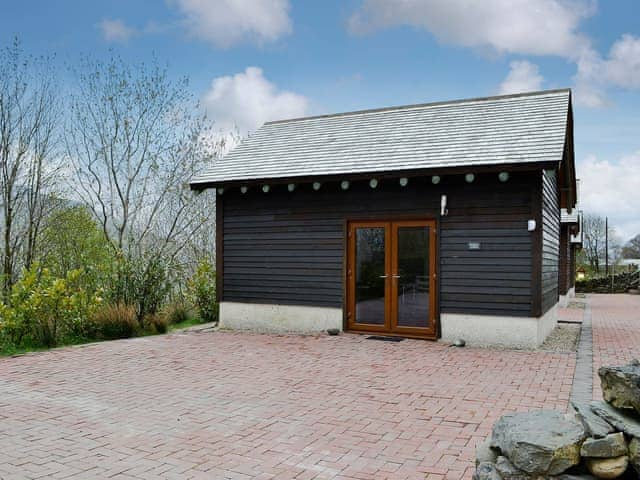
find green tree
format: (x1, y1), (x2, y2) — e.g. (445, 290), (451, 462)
(37, 205), (113, 290)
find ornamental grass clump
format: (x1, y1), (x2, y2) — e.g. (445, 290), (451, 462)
(91, 303), (138, 340)
(161, 302), (194, 325)
(143, 313), (169, 334)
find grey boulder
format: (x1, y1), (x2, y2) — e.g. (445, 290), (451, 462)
(495, 456), (531, 480)
(629, 437), (640, 475)
(555, 475), (598, 480)
(476, 438), (500, 467)
(598, 360), (640, 415)
(590, 401), (640, 438)
(571, 401), (615, 438)
(490, 410), (586, 476)
(580, 432), (627, 458)
(473, 462), (503, 480)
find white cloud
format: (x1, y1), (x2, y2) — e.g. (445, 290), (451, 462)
(202, 67), (309, 133)
(499, 61), (544, 95)
(348, 0), (594, 58)
(604, 34), (640, 89)
(171, 0), (292, 48)
(574, 34), (640, 106)
(579, 151), (640, 241)
(98, 18), (136, 43)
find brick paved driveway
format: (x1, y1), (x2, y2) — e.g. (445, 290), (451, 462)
(1, 326), (577, 479)
(591, 293), (640, 399)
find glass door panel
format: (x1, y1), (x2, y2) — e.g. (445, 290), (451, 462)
(354, 226), (387, 326)
(395, 226), (430, 329)
(347, 219), (436, 338)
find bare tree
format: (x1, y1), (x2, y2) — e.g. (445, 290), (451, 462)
(66, 55), (220, 318)
(581, 213), (606, 273)
(581, 213), (622, 275)
(0, 38), (60, 297)
(622, 234), (640, 259)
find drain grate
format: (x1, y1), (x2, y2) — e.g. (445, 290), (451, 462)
(366, 335), (405, 342)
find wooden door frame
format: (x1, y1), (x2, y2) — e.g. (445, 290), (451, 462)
(389, 219), (437, 338)
(346, 221), (391, 333)
(345, 219), (438, 339)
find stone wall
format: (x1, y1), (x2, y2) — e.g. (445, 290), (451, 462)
(474, 360), (640, 479)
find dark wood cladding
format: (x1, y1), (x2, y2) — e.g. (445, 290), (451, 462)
(559, 225), (571, 295)
(541, 170), (560, 313)
(221, 172), (536, 317)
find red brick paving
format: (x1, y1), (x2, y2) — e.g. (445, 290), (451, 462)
(590, 294), (640, 400)
(0, 330), (575, 479)
(557, 305), (584, 323)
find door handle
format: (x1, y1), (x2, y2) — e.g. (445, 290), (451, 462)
(392, 275), (401, 279)
(378, 275), (388, 278)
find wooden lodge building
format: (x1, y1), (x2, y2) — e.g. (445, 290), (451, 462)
(190, 89), (581, 347)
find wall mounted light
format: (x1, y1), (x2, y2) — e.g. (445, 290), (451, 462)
(287, 183), (296, 192)
(498, 172), (510, 182)
(240, 186), (248, 194)
(399, 177), (409, 187)
(432, 175), (441, 185)
(369, 178), (378, 189)
(440, 194), (448, 216)
(313, 182), (322, 191)
(262, 185), (270, 193)
(217, 187), (224, 195)
(528, 219), (536, 232)
(465, 173), (475, 183)
(340, 180), (350, 190)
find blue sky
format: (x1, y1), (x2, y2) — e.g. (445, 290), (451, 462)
(1, 0), (639, 240)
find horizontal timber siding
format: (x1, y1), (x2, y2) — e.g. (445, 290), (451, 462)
(222, 173), (535, 316)
(541, 169), (560, 313)
(559, 225), (571, 295)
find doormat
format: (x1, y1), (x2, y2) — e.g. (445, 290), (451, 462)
(366, 335), (405, 342)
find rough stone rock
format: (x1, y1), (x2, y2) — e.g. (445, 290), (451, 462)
(477, 438), (500, 467)
(580, 432), (628, 458)
(554, 473), (597, 480)
(556, 475), (598, 480)
(590, 401), (640, 438)
(629, 437), (640, 475)
(495, 456), (531, 480)
(571, 401), (615, 438)
(585, 455), (629, 479)
(473, 462), (503, 480)
(598, 361), (640, 415)
(490, 410), (586, 476)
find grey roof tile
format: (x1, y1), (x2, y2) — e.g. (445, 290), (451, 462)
(191, 89), (571, 187)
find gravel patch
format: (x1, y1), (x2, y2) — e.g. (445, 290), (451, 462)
(540, 324), (581, 353)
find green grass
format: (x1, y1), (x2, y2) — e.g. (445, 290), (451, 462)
(0, 336), (96, 357)
(168, 317), (206, 332)
(1, 316), (210, 356)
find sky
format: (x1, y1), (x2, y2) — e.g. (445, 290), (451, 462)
(1, 0), (639, 241)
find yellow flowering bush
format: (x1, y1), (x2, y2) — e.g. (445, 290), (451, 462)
(0, 264), (103, 350)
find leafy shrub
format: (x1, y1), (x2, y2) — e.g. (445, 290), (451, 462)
(91, 303), (138, 340)
(161, 302), (194, 325)
(187, 260), (217, 323)
(144, 313), (168, 334)
(0, 265), (102, 349)
(109, 253), (172, 325)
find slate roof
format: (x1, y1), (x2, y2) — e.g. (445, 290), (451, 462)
(191, 89), (571, 188)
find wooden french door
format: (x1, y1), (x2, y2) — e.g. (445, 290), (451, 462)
(346, 220), (437, 338)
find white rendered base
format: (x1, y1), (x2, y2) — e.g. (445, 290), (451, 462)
(440, 304), (558, 348)
(219, 302), (343, 333)
(559, 287), (576, 307)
